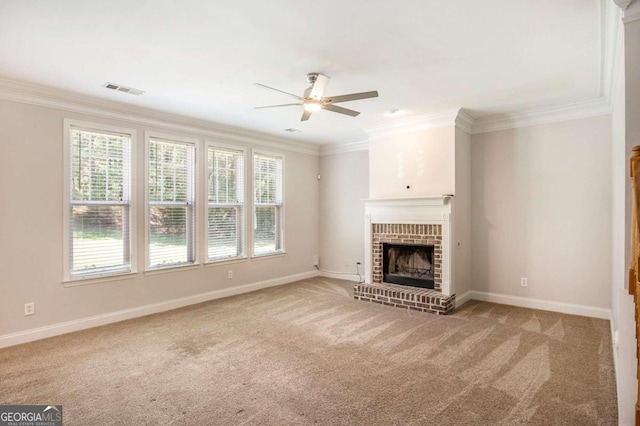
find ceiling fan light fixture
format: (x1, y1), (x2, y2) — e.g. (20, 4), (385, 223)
(254, 73), (378, 121)
(303, 102), (321, 112)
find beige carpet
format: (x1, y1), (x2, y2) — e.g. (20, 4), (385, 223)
(0, 277), (617, 425)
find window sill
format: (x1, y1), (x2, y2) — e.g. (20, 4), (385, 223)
(205, 257), (248, 267)
(63, 271), (138, 287)
(251, 252), (286, 261)
(144, 263), (200, 276)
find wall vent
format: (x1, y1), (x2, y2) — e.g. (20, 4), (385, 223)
(103, 82), (145, 96)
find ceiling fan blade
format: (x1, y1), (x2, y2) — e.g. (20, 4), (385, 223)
(323, 91), (379, 104)
(301, 109), (312, 121)
(254, 103), (302, 109)
(253, 83), (302, 100)
(308, 74), (330, 100)
(321, 104), (360, 117)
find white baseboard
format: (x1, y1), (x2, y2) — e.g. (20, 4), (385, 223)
(455, 291), (472, 308)
(0, 270), (319, 349)
(469, 290), (611, 320)
(319, 270), (362, 282)
(610, 318), (619, 388)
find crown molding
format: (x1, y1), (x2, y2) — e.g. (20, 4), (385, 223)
(601, 0), (622, 102)
(0, 77), (321, 156)
(0, 0), (625, 153)
(320, 140), (369, 156)
(470, 1), (619, 134)
(455, 109), (474, 133)
(361, 0), (619, 138)
(364, 108), (472, 140)
(470, 97), (612, 134)
(610, 2), (626, 106)
(326, 96), (613, 143)
(623, 9), (640, 23)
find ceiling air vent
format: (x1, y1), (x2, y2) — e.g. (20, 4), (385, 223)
(103, 82), (145, 96)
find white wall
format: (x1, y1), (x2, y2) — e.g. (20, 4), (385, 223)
(454, 128), (472, 297)
(614, 2), (640, 423)
(0, 99), (319, 339)
(369, 127), (455, 199)
(470, 115), (612, 309)
(319, 150), (368, 278)
(611, 18), (626, 340)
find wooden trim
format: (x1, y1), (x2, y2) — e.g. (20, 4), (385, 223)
(629, 146), (640, 425)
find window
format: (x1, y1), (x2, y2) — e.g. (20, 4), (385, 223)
(147, 136), (196, 269)
(253, 152), (284, 256)
(66, 124), (132, 279)
(207, 145), (245, 261)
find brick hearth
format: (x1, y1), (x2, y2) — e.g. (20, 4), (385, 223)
(354, 282), (456, 315)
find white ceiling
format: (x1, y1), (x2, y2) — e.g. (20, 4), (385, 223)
(0, 0), (603, 145)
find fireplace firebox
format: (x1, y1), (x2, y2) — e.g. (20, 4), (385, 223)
(382, 243), (435, 289)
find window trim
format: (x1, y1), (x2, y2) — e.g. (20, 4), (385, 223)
(205, 141), (247, 264)
(144, 131), (200, 271)
(251, 149), (285, 258)
(62, 119), (138, 282)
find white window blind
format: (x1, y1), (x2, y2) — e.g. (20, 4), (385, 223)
(148, 138), (195, 268)
(207, 146), (245, 261)
(69, 126), (131, 278)
(253, 153), (283, 256)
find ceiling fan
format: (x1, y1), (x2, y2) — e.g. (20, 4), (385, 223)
(254, 73), (379, 121)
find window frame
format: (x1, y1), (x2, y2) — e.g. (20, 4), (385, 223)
(62, 119), (137, 282)
(144, 132), (199, 271)
(205, 141), (247, 264)
(251, 149), (285, 258)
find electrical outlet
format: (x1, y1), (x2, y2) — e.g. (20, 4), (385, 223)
(24, 302), (34, 316)
(520, 277), (528, 287)
(227, 270), (233, 279)
(313, 255), (319, 267)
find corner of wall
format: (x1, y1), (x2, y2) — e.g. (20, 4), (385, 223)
(454, 126), (472, 296)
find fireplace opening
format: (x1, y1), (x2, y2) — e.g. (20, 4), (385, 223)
(383, 243), (435, 289)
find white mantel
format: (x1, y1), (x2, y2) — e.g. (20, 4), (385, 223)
(364, 196), (455, 296)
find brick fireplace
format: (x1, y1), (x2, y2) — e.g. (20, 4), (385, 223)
(355, 197), (456, 314)
(375, 224), (441, 290)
